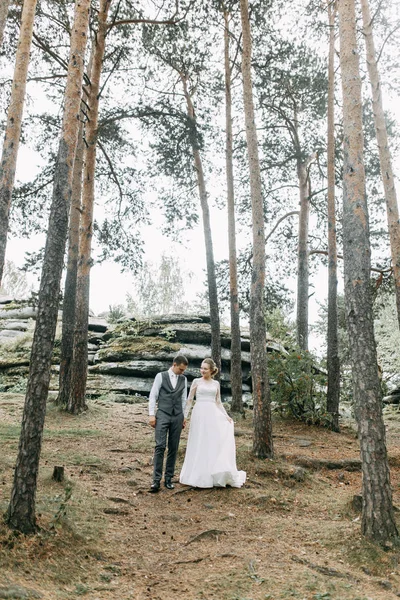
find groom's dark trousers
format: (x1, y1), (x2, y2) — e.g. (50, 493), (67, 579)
(153, 371), (185, 483)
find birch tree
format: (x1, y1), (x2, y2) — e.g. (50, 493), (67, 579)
(338, 0), (398, 543)
(0, 0), (38, 284)
(240, 0), (273, 458)
(6, 0), (91, 534)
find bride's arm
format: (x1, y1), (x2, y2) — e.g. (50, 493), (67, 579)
(184, 379), (198, 418)
(216, 382), (233, 422)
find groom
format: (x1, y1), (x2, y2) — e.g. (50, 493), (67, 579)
(148, 354), (189, 493)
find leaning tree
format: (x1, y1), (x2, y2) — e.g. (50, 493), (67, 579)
(6, 0), (91, 534)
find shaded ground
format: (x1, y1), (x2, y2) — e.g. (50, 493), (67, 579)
(1, 393), (400, 599)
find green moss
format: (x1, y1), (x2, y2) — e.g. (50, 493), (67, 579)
(98, 335), (180, 359)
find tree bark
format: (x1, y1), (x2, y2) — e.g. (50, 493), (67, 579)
(57, 117), (84, 407)
(6, 0), (91, 534)
(296, 152), (310, 351)
(360, 0), (400, 332)
(239, 0), (273, 458)
(180, 74), (222, 378)
(326, 1), (340, 432)
(0, 0), (10, 49)
(338, 0), (398, 543)
(0, 0), (38, 285)
(224, 10), (242, 413)
(69, 0), (111, 414)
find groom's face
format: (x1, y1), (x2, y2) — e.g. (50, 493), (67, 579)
(172, 362), (187, 375)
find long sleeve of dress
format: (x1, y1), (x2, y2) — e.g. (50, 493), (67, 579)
(184, 379), (198, 418)
(215, 383), (231, 420)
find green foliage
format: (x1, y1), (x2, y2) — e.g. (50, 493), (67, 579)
(374, 292), (400, 385)
(265, 307), (296, 345)
(0, 375), (27, 394)
(268, 349), (331, 426)
(106, 304), (126, 324)
(315, 290), (400, 399)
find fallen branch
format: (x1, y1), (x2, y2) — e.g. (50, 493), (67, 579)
(291, 556), (355, 580)
(170, 556), (209, 565)
(172, 487), (196, 495)
(288, 457), (361, 471)
(185, 529), (226, 545)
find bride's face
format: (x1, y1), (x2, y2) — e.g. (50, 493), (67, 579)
(200, 362), (212, 379)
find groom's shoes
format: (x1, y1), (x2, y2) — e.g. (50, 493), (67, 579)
(164, 479), (175, 490)
(149, 481), (160, 493)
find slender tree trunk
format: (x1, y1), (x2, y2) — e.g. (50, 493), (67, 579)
(180, 74), (222, 378)
(296, 153), (310, 351)
(69, 0), (111, 414)
(326, 1), (340, 432)
(360, 0), (400, 331)
(57, 117), (84, 407)
(239, 0), (273, 458)
(6, 0), (91, 534)
(224, 10), (242, 413)
(338, 0), (398, 543)
(0, 0), (37, 285)
(0, 0), (10, 49)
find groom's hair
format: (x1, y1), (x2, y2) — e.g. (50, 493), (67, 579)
(173, 354), (188, 366)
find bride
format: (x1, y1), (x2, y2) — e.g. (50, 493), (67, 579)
(179, 358), (246, 488)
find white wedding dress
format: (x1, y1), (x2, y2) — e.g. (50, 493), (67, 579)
(179, 378), (246, 488)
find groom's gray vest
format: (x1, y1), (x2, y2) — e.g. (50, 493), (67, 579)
(157, 371), (185, 417)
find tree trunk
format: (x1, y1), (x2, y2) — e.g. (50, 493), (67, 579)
(69, 0), (111, 414)
(338, 0), (398, 543)
(6, 0), (91, 534)
(0, 0), (38, 285)
(224, 10), (242, 413)
(180, 75), (222, 378)
(0, 0), (10, 49)
(360, 0), (400, 332)
(239, 0), (273, 458)
(57, 118), (84, 407)
(326, 1), (340, 432)
(296, 153), (310, 351)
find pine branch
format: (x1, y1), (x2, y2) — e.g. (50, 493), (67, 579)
(265, 211), (299, 244)
(309, 249), (392, 274)
(97, 140), (124, 204)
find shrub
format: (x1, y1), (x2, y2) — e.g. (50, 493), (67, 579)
(268, 349), (332, 426)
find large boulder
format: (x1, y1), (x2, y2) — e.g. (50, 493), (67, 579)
(0, 306), (286, 402)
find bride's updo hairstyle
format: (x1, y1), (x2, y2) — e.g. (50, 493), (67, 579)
(202, 357), (218, 377)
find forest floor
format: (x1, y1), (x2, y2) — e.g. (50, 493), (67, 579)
(2, 394), (400, 599)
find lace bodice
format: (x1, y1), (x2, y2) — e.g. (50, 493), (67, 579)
(184, 378), (229, 419)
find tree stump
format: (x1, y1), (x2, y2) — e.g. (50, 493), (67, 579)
(52, 466), (65, 482)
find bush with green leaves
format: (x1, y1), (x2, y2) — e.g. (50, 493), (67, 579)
(268, 349), (331, 426)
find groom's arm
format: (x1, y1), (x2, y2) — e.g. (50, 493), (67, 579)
(148, 373), (162, 428)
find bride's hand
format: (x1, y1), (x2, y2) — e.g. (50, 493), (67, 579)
(228, 417), (233, 423)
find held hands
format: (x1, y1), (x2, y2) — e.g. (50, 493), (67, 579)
(149, 416), (156, 428)
(182, 418), (187, 429)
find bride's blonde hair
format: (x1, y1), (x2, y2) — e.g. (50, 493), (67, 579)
(202, 357), (218, 377)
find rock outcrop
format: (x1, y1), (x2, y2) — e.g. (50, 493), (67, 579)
(0, 298), (286, 403)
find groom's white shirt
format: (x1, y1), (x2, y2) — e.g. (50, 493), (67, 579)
(148, 367), (187, 416)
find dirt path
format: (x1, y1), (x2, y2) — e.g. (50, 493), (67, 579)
(1, 393), (400, 599)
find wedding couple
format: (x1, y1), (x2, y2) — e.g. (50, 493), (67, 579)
(148, 354), (246, 492)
